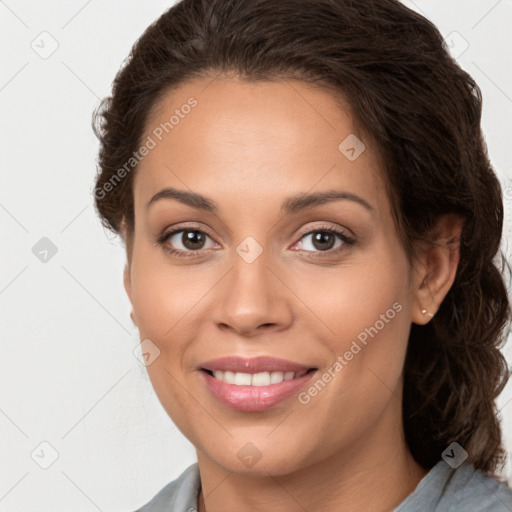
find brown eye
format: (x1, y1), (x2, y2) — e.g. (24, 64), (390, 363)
(298, 229), (347, 253)
(160, 228), (217, 254)
(180, 230), (207, 250)
(310, 231), (336, 251)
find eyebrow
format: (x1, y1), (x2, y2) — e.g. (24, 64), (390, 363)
(146, 186), (373, 214)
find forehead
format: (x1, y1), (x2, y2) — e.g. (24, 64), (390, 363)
(133, 76), (386, 211)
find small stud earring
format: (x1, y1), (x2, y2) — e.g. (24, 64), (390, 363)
(421, 308), (434, 318)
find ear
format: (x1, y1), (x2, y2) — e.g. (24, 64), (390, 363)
(119, 216), (137, 326)
(411, 214), (463, 325)
(123, 262), (137, 326)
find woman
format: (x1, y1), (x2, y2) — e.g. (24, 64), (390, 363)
(92, 0), (512, 510)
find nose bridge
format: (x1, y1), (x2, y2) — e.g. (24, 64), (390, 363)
(213, 237), (292, 335)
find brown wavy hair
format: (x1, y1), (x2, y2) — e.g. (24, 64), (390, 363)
(92, 0), (511, 476)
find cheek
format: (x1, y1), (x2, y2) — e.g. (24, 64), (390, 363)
(128, 246), (209, 432)
(129, 241), (213, 341)
(292, 242), (412, 413)
(291, 243), (410, 348)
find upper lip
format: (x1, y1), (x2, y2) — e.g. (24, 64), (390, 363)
(199, 356), (316, 374)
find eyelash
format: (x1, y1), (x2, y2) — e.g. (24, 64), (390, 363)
(156, 224), (355, 260)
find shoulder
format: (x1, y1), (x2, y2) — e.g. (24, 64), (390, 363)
(395, 460), (512, 512)
(441, 462), (512, 512)
(133, 462), (201, 512)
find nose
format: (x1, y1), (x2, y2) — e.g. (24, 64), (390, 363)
(212, 252), (293, 337)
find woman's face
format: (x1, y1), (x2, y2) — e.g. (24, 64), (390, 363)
(125, 76), (423, 475)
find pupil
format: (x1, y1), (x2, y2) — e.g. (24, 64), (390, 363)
(313, 231), (334, 251)
(183, 230), (205, 250)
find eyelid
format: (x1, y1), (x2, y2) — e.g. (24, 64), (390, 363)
(289, 224), (355, 256)
(159, 222), (216, 240)
(293, 223), (354, 242)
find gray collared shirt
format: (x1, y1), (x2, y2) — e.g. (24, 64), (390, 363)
(135, 459), (512, 511)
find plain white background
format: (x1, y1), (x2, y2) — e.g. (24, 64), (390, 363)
(1, 1), (511, 510)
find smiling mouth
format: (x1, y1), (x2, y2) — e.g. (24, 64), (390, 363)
(201, 368), (317, 386)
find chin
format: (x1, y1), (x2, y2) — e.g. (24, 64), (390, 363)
(200, 441), (315, 477)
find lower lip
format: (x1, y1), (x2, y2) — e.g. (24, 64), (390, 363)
(199, 370), (316, 412)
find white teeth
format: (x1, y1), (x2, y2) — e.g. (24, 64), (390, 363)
(223, 371), (235, 384)
(210, 369), (309, 386)
(252, 372), (271, 386)
(269, 371), (284, 383)
(234, 372), (252, 385)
